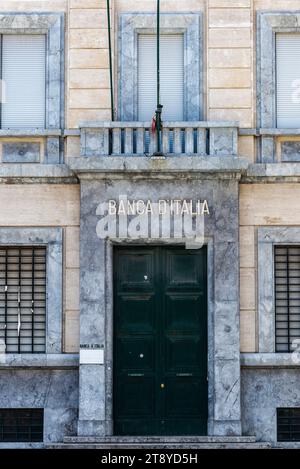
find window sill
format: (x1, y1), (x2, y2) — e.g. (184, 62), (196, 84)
(241, 353), (300, 368)
(0, 163), (77, 182)
(0, 129), (61, 137)
(0, 353), (79, 369)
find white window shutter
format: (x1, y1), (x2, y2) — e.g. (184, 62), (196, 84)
(1, 35), (46, 129)
(276, 34), (300, 128)
(138, 34), (184, 121)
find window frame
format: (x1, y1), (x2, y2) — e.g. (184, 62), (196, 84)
(258, 227), (300, 353)
(0, 408), (44, 443)
(0, 245), (47, 354)
(0, 12), (64, 130)
(277, 408), (300, 442)
(0, 33), (47, 130)
(0, 228), (63, 355)
(257, 11), (300, 130)
(118, 13), (203, 122)
(274, 245), (300, 353)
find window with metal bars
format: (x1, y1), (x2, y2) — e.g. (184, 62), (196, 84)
(275, 245), (300, 352)
(277, 408), (300, 442)
(0, 409), (43, 442)
(0, 247), (46, 354)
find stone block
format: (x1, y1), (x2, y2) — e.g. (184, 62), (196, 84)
(70, 9), (107, 29)
(69, 89), (110, 110)
(78, 365), (105, 421)
(240, 268), (256, 310)
(209, 0), (250, 6)
(240, 310), (256, 352)
(65, 310), (80, 353)
(209, 108), (253, 128)
(238, 135), (255, 162)
(209, 28), (251, 48)
(69, 69), (110, 89)
(46, 137), (60, 164)
(66, 227), (80, 269)
(210, 127), (238, 156)
(69, 29), (108, 49)
(240, 226), (255, 268)
(281, 141), (300, 162)
(66, 136), (81, 158)
(0, 185), (79, 226)
(209, 9), (251, 28)
(66, 268), (80, 311)
(69, 49), (108, 69)
(209, 49), (251, 68)
(209, 89), (252, 108)
(209, 68), (251, 88)
(2, 142), (40, 163)
(67, 109), (111, 128)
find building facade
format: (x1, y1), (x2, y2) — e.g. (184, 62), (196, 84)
(0, 0), (300, 448)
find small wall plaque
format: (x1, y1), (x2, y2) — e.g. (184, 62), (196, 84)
(80, 348), (104, 365)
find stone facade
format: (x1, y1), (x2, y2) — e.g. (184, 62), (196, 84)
(0, 0), (300, 448)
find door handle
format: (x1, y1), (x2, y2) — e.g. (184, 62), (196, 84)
(176, 373), (193, 377)
(128, 373), (144, 377)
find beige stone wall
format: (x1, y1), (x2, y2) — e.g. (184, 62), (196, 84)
(239, 183), (300, 352)
(68, 0), (111, 130)
(0, 184), (80, 353)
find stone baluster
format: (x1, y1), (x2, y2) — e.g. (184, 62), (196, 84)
(100, 128), (109, 155)
(124, 128), (133, 155)
(136, 128), (145, 155)
(197, 128), (207, 155)
(149, 129), (157, 155)
(174, 128), (182, 154)
(162, 127), (170, 154)
(185, 128), (194, 154)
(112, 128), (121, 155)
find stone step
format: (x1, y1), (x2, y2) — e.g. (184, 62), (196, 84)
(63, 435), (258, 444)
(46, 441), (272, 450)
(46, 435), (272, 449)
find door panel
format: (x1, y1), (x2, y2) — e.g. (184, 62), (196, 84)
(117, 337), (155, 372)
(114, 246), (207, 436)
(117, 295), (155, 333)
(115, 376), (155, 416)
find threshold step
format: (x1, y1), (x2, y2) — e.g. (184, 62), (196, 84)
(63, 435), (257, 444)
(46, 442), (271, 450)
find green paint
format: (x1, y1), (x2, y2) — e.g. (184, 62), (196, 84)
(113, 246), (208, 436)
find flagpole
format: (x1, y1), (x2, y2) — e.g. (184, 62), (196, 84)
(153, 0), (164, 156)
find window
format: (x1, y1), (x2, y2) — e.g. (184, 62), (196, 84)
(275, 246), (300, 352)
(0, 409), (43, 442)
(277, 408), (300, 442)
(276, 34), (300, 128)
(119, 13), (202, 122)
(0, 247), (46, 353)
(137, 34), (184, 121)
(1, 35), (46, 129)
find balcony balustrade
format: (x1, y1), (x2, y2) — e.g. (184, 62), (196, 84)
(80, 121), (238, 158)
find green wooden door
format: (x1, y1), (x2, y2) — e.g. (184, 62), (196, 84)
(113, 246), (208, 436)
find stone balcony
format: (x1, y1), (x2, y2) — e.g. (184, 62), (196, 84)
(79, 121), (239, 158)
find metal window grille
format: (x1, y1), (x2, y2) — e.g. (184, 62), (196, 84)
(0, 247), (46, 354)
(275, 245), (300, 353)
(0, 409), (43, 442)
(277, 408), (300, 442)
